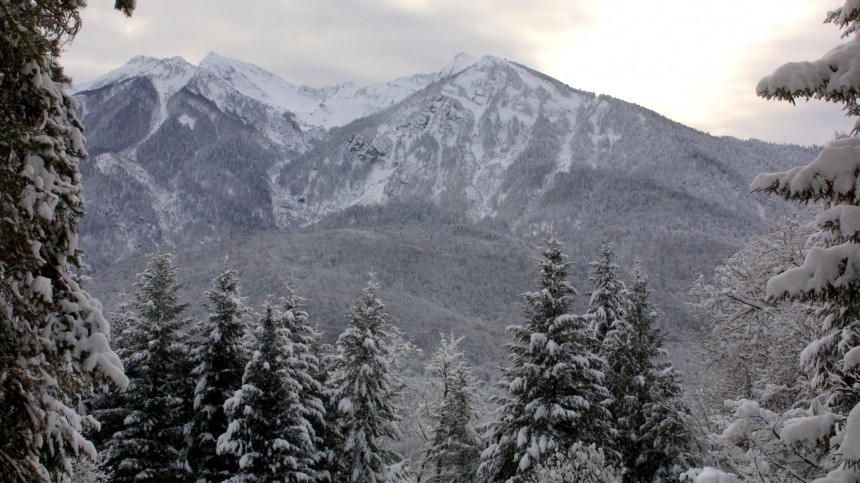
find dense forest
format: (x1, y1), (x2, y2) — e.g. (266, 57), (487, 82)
(78, 239), (689, 482)
(6, 1), (860, 482)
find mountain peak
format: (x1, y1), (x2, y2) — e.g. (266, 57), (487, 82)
(200, 51), (225, 63)
(199, 51), (261, 74)
(76, 54), (197, 96)
(439, 52), (480, 77)
(123, 54), (194, 73)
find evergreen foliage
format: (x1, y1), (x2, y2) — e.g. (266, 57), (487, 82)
(188, 257), (250, 481)
(330, 276), (405, 482)
(308, 335), (343, 480)
(0, 1), (131, 480)
(84, 297), (138, 471)
(421, 333), (483, 483)
(689, 2), (860, 478)
(615, 264), (691, 481)
(217, 300), (320, 481)
(587, 246), (692, 480)
(586, 242), (627, 346)
(478, 236), (612, 482)
(279, 287), (328, 481)
(521, 442), (622, 483)
(100, 250), (193, 481)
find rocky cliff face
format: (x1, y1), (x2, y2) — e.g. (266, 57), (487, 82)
(74, 52), (815, 329)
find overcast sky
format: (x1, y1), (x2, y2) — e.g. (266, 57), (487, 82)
(64, 0), (853, 146)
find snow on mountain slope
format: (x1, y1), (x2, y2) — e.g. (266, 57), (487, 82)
(275, 53), (803, 229)
(74, 52), (816, 329)
(196, 51), (469, 130)
(77, 51), (439, 132)
(77, 55), (198, 100)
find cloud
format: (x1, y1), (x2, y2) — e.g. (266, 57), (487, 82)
(698, 16), (850, 145)
(65, 0), (589, 85)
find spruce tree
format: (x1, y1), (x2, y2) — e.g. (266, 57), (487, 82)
(0, 2), (132, 479)
(753, 3), (860, 476)
(422, 333), (483, 483)
(478, 236), (612, 482)
(605, 263), (691, 481)
(188, 257), (250, 481)
(309, 334), (343, 480)
(101, 251), (193, 482)
(217, 300), (319, 481)
(279, 287), (328, 481)
(330, 276), (405, 483)
(586, 242), (627, 346)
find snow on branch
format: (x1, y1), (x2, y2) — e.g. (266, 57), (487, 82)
(751, 137), (860, 204)
(817, 204), (860, 241)
(765, 243), (860, 301)
(756, 39), (860, 118)
(781, 412), (840, 448)
(680, 467), (740, 482)
(827, 0), (860, 37)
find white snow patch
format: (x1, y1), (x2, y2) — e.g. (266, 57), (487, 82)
(751, 137), (860, 197)
(781, 412), (839, 447)
(680, 467), (739, 483)
(766, 244), (860, 299)
(178, 113), (196, 129)
(758, 38), (860, 103)
(845, 346), (860, 372)
(439, 52), (479, 77)
(817, 205), (860, 239)
(355, 163), (396, 206)
(199, 52), (432, 131)
(839, 403), (860, 462)
(31, 276), (53, 303)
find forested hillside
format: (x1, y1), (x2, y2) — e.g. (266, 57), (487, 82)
(8, 0), (860, 481)
(75, 50), (816, 335)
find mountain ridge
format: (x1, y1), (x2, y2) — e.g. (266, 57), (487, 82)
(75, 51), (485, 132)
(73, 52), (815, 336)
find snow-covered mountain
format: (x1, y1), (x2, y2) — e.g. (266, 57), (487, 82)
(73, 52), (816, 330)
(76, 51), (464, 132)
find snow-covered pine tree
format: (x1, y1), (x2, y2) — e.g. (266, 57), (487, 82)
(617, 263), (692, 481)
(279, 286), (328, 481)
(586, 242), (627, 346)
(86, 296), (138, 453)
(422, 333), (483, 483)
(309, 332), (343, 479)
(217, 299), (320, 482)
(188, 257), (250, 481)
(478, 236), (612, 482)
(101, 251), (194, 482)
(751, 2), (860, 477)
(0, 2), (131, 480)
(522, 442), (622, 483)
(330, 276), (405, 483)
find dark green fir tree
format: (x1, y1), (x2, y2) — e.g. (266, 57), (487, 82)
(330, 277), (405, 483)
(101, 250), (193, 482)
(188, 257), (250, 481)
(217, 300), (320, 481)
(478, 236), (612, 482)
